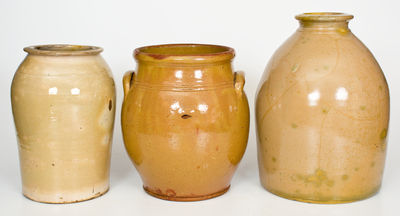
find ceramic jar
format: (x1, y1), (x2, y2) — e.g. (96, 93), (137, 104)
(11, 45), (116, 203)
(122, 44), (249, 201)
(255, 13), (389, 203)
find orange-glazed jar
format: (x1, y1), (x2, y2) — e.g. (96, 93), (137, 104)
(121, 44), (250, 201)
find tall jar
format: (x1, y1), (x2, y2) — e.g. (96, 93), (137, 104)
(11, 45), (116, 203)
(121, 44), (249, 201)
(255, 13), (390, 203)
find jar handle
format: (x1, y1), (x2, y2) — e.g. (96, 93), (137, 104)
(234, 71), (245, 96)
(123, 70), (135, 101)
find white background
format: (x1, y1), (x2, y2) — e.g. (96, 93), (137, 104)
(1, 0), (399, 215)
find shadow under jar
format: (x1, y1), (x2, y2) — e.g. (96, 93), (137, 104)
(255, 13), (390, 203)
(11, 45), (116, 203)
(121, 44), (250, 201)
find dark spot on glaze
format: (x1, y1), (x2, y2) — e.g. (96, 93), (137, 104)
(380, 128), (388, 140)
(51, 163), (55, 166)
(166, 189), (176, 197)
(196, 165), (200, 169)
(59, 197), (63, 199)
(216, 146), (219, 151)
(181, 114), (192, 119)
(272, 157), (277, 162)
(108, 99), (112, 111)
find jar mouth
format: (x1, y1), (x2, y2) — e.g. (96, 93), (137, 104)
(295, 12), (354, 22)
(24, 44), (103, 56)
(134, 44), (235, 63)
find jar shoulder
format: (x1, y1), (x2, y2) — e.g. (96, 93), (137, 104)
(12, 55), (115, 97)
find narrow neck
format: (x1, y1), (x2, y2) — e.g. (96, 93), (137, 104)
(299, 20), (349, 31)
(295, 12), (353, 32)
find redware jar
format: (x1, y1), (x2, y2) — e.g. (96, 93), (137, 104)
(121, 44), (249, 201)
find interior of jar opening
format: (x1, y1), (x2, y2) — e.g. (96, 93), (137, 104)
(35, 45), (96, 52)
(138, 44), (232, 56)
(303, 12), (345, 16)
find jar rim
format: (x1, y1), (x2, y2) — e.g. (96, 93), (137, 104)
(24, 44), (103, 56)
(295, 12), (354, 22)
(134, 44), (235, 63)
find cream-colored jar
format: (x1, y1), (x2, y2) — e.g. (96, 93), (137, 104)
(11, 45), (116, 203)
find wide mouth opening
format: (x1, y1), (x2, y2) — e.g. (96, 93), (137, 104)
(24, 44), (103, 56)
(134, 44), (235, 62)
(295, 12), (354, 22)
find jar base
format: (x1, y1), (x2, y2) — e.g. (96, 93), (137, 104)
(143, 185), (230, 201)
(263, 185), (381, 204)
(22, 186), (109, 204)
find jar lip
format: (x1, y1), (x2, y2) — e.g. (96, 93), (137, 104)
(24, 44), (103, 56)
(134, 44), (235, 63)
(295, 12), (354, 22)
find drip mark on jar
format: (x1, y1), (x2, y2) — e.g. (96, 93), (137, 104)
(380, 128), (388, 140)
(166, 189), (176, 197)
(108, 99), (112, 111)
(181, 114), (192, 119)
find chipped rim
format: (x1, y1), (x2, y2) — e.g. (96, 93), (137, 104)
(295, 12), (354, 22)
(24, 44), (103, 56)
(22, 187), (109, 204)
(134, 44), (235, 64)
(143, 185), (230, 201)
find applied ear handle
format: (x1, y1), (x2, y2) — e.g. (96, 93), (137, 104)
(234, 71), (245, 96)
(123, 70), (135, 101)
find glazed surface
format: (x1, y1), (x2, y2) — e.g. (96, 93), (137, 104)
(11, 49), (116, 203)
(255, 14), (389, 203)
(122, 45), (249, 200)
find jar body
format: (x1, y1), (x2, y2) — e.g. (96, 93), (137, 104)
(122, 57), (249, 201)
(256, 18), (389, 203)
(11, 53), (116, 203)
